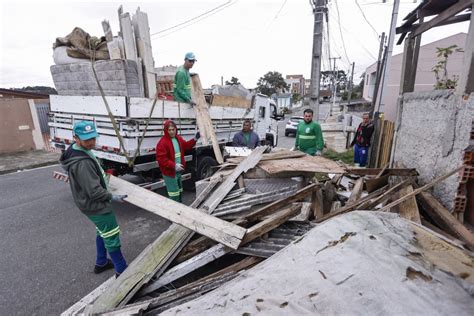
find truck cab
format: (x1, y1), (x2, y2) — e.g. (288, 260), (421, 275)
(252, 94), (282, 147)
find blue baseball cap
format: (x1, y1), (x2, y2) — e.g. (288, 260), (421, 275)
(73, 121), (99, 140)
(184, 52), (196, 61)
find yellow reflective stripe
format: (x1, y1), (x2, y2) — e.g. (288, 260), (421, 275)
(175, 153), (181, 158)
(168, 191), (181, 197)
(180, 188), (183, 192)
(97, 226), (120, 238)
(299, 135), (316, 139)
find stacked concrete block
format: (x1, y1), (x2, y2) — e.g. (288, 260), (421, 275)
(50, 59), (142, 97)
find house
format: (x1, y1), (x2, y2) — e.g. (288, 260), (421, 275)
(363, 33), (466, 121)
(0, 88), (50, 99)
(285, 75), (305, 96)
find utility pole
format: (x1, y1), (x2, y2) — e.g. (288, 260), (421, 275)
(347, 62), (355, 107)
(329, 56), (341, 116)
(376, 0), (400, 113)
(309, 0), (327, 121)
(370, 32), (386, 113)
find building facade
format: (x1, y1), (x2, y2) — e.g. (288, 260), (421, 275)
(363, 33), (466, 121)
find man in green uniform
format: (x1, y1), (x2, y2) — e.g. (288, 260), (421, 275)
(60, 121), (128, 277)
(174, 52), (196, 105)
(294, 108), (324, 156)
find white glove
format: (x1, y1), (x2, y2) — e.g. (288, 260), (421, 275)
(315, 150), (322, 156)
(290, 147), (296, 151)
(175, 163), (184, 172)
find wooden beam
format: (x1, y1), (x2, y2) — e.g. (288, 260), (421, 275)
(396, 13), (471, 34)
(417, 192), (474, 251)
(311, 188), (324, 220)
(457, 4), (474, 95)
(411, 0), (474, 38)
(378, 167), (464, 212)
(191, 74), (224, 164)
(398, 185), (421, 223)
(109, 176), (246, 249)
(357, 178), (412, 210)
(348, 178), (364, 203)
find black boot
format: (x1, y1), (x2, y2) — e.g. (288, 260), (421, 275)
(94, 259), (114, 274)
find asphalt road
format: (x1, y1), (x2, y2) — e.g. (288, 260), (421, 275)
(0, 165), (184, 315)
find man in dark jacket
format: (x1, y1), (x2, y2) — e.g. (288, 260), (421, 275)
(232, 119), (260, 149)
(60, 121), (128, 276)
(350, 113), (374, 167)
(156, 120), (199, 202)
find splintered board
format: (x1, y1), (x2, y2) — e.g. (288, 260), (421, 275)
(257, 155), (346, 174)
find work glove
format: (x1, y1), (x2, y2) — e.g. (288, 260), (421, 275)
(175, 163), (184, 172)
(290, 147), (296, 151)
(111, 194), (128, 203)
(315, 150), (322, 156)
(194, 131), (200, 140)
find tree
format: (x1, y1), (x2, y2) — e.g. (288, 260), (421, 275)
(225, 76), (241, 85)
(13, 86), (57, 95)
(292, 93), (301, 103)
(432, 45), (463, 90)
(256, 71), (289, 96)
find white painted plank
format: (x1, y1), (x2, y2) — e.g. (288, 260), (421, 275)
(108, 176), (246, 249)
(50, 95), (127, 116)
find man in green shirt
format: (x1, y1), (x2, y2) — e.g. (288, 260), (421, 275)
(174, 52), (196, 105)
(294, 108), (324, 156)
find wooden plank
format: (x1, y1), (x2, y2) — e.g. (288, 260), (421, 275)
(411, 0), (474, 38)
(346, 168), (418, 176)
(140, 204), (300, 296)
(87, 224), (192, 314)
(311, 188), (324, 220)
(357, 179), (412, 210)
(378, 167), (464, 212)
(202, 146), (267, 212)
(290, 202), (312, 222)
(132, 8), (156, 98)
(61, 277), (115, 315)
(365, 174), (389, 193)
(417, 191), (474, 251)
(398, 185), (421, 223)
(109, 176), (246, 249)
(191, 74), (224, 163)
(258, 155), (346, 174)
(348, 178), (364, 203)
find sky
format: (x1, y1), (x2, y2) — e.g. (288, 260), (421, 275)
(0, 0), (469, 90)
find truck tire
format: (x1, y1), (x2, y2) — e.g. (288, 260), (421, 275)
(196, 156), (217, 180)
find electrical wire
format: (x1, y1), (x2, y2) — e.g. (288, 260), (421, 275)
(151, 1), (235, 39)
(354, 0), (380, 39)
(333, 0), (351, 65)
(273, 0), (288, 21)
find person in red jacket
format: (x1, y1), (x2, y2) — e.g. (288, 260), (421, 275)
(156, 120), (200, 202)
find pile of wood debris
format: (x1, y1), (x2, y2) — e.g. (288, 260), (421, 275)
(63, 147), (474, 315)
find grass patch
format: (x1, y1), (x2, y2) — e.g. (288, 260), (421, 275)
(322, 149), (354, 165)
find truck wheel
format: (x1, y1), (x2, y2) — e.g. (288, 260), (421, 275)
(196, 156), (217, 180)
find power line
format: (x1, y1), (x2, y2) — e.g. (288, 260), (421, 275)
(333, 0), (351, 65)
(354, 0), (380, 39)
(273, 0), (288, 21)
(150, 1), (234, 38)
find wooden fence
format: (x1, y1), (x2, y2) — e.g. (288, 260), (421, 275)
(369, 119), (395, 168)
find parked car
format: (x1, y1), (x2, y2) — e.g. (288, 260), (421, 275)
(285, 116), (304, 137)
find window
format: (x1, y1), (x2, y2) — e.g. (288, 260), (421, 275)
(259, 106), (266, 118)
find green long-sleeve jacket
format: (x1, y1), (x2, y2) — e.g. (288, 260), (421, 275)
(173, 65), (192, 103)
(295, 120), (324, 156)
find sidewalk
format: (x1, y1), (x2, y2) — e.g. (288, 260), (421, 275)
(0, 150), (60, 175)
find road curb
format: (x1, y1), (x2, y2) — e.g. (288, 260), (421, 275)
(0, 160), (59, 176)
